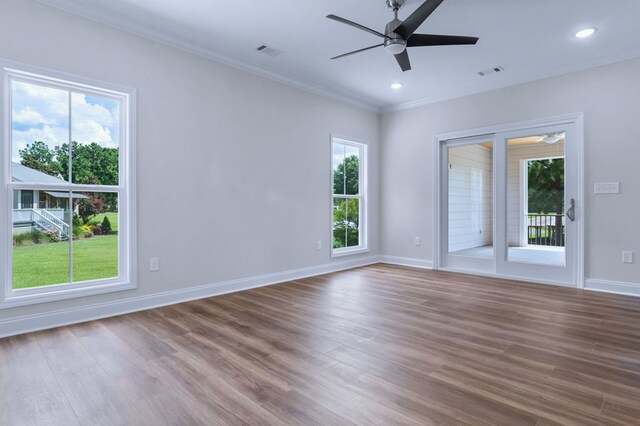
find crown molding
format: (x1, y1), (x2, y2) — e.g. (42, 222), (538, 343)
(381, 48), (640, 114)
(36, 0), (381, 114)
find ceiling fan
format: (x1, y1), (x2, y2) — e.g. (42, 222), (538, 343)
(536, 133), (565, 144)
(327, 0), (479, 72)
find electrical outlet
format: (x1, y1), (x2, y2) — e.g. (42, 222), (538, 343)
(622, 251), (634, 264)
(414, 237), (422, 246)
(317, 240), (322, 251)
(149, 257), (160, 272)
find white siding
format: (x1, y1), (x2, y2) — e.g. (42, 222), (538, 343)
(448, 144), (493, 252)
(507, 141), (564, 246)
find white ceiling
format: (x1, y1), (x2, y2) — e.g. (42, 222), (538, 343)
(38, 0), (640, 112)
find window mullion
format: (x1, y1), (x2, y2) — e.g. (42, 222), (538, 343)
(68, 91), (73, 285)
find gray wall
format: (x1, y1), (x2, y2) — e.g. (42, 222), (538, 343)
(381, 59), (640, 285)
(0, 0), (380, 321)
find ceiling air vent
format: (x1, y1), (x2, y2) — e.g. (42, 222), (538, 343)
(256, 45), (283, 58)
(477, 66), (504, 77)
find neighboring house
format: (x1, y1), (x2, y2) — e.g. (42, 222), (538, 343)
(12, 162), (86, 239)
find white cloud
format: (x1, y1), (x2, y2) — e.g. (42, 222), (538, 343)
(12, 81), (68, 119)
(11, 81), (121, 161)
(71, 93), (119, 147)
(72, 119), (116, 148)
(13, 106), (55, 126)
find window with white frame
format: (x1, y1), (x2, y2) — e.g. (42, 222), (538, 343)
(1, 63), (135, 308)
(332, 138), (367, 256)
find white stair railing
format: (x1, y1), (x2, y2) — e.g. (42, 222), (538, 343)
(32, 209), (69, 240)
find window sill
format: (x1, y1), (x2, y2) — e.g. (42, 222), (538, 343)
(331, 247), (370, 258)
(0, 279), (136, 310)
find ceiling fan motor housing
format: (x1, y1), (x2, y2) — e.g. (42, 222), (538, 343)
(386, 0), (406, 11)
(384, 18), (407, 54)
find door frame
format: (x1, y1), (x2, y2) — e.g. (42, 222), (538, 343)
(433, 113), (585, 288)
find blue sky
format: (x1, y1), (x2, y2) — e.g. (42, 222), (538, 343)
(11, 81), (120, 162)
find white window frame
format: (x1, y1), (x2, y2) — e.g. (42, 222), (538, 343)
(330, 136), (368, 257)
(0, 59), (137, 309)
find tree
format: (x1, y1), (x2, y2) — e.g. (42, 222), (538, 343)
(333, 155), (360, 195)
(53, 142), (119, 186)
(77, 194), (105, 224)
(528, 158), (564, 214)
(19, 141), (61, 177)
(332, 198), (360, 249)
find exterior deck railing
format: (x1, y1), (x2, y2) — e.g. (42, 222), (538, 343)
(13, 209), (64, 223)
(528, 214), (565, 247)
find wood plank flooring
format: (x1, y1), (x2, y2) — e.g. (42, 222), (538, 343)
(2, 264), (640, 425)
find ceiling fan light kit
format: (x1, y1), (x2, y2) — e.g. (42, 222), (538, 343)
(327, 0), (479, 72)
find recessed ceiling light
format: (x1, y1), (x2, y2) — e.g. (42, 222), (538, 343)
(575, 27), (597, 38)
(390, 82), (403, 90)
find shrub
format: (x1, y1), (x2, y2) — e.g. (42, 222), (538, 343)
(84, 230), (94, 238)
(73, 215), (82, 227)
(91, 224), (103, 235)
(101, 216), (112, 234)
(72, 225), (83, 240)
(30, 230), (43, 244)
(13, 233), (29, 246)
(45, 230), (60, 243)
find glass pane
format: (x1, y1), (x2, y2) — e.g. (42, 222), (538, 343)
(507, 133), (566, 266)
(12, 190), (71, 289)
(11, 80), (70, 183)
(333, 198), (346, 249)
(71, 93), (120, 185)
(72, 192), (119, 282)
(448, 142), (494, 259)
(346, 198), (360, 248)
(332, 143), (346, 195)
(344, 145), (360, 195)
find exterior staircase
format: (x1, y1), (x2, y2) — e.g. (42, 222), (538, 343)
(32, 209), (70, 241)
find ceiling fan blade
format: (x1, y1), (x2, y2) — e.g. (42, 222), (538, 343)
(407, 34), (479, 47)
(394, 50), (411, 72)
(330, 44), (384, 60)
(326, 14), (387, 39)
(394, 0), (445, 40)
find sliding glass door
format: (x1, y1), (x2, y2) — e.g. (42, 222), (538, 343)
(439, 120), (580, 286)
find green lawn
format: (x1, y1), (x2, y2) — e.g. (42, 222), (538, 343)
(13, 234), (118, 289)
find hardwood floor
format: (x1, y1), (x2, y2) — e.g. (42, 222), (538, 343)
(2, 264), (640, 425)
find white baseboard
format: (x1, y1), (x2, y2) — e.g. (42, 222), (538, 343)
(584, 278), (640, 297)
(0, 255), (380, 338)
(379, 255), (434, 269)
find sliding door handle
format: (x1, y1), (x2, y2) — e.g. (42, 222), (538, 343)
(566, 198), (576, 222)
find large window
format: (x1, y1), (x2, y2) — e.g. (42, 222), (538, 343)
(1, 62), (135, 308)
(332, 138), (367, 256)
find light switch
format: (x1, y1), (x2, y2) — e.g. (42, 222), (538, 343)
(594, 182), (620, 194)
